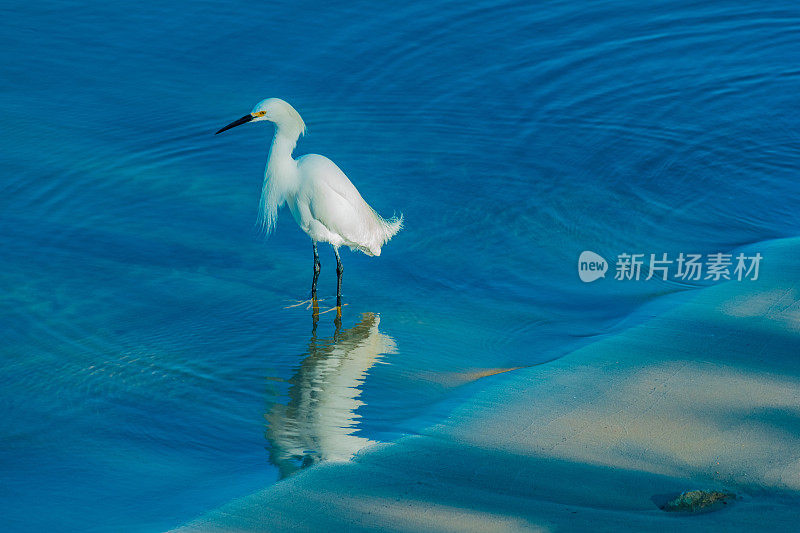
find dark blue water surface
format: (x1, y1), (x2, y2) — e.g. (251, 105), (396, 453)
(2, 1), (799, 531)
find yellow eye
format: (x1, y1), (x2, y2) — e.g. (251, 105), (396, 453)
(255, 111), (267, 117)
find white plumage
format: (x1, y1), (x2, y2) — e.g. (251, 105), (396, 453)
(216, 98), (402, 303)
(284, 153), (402, 257)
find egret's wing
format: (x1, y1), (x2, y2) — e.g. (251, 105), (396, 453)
(309, 179), (371, 243)
(299, 154), (367, 205)
(299, 155), (375, 244)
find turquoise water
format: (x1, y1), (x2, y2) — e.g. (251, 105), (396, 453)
(2, 1), (799, 531)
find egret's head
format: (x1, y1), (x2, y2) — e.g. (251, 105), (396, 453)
(215, 98), (306, 136)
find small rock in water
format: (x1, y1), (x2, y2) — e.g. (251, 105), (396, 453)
(662, 490), (735, 513)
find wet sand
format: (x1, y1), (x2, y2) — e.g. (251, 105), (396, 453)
(172, 238), (800, 532)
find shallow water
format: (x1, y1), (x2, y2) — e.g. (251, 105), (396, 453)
(1, 1), (799, 531)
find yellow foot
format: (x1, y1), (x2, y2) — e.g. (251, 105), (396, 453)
(284, 298), (327, 310)
(318, 303), (347, 315)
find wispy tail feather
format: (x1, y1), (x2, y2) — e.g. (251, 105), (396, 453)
(377, 211), (403, 245)
(366, 210), (403, 256)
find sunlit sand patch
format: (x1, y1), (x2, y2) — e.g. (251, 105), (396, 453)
(345, 495), (545, 533)
(417, 366), (527, 387)
(720, 288), (800, 332)
(449, 357), (800, 490)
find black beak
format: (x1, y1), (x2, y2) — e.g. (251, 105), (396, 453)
(215, 114), (254, 135)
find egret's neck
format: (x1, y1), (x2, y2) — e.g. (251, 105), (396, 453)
(266, 126), (301, 190)
(268, 126), (300, 164)
(258, 120), (304, 233)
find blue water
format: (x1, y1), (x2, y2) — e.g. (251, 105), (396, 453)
(2, 1), (799, 531)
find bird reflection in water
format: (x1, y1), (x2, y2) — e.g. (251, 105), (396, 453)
(265, 300), (397, 477)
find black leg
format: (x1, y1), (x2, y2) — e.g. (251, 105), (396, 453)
(311, 297), (320, 336)
(311, 242), (320, 299)
(334, 247), (343, 308)
(333, 305), (342, 339)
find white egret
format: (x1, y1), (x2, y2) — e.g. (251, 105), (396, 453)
(216, 98), (402, 307)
